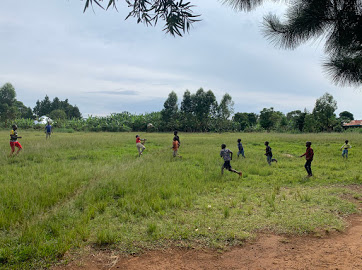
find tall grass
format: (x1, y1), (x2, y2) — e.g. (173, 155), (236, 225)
(0, 131), (361, 269)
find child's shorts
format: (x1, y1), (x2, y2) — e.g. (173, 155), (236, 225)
(223, 160), (232, 170)
(10, 141), (22, 151)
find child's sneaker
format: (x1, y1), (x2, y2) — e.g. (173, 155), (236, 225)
(238, 172), (242, 178)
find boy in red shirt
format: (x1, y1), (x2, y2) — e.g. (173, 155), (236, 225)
(136, 135), (146, 157)
(172, 137), (180, 157)
(300, 141), (314, 177)
(10, 124), (22, 156)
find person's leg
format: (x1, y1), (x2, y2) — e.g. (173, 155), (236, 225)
(229, 168), (242, 177)
(304, 161), (309, 175)
(272, 158), (278, 163)
(309, 161), (313, 176)
(305, 160), (312, 176)
(342, 149), (346, 158)
(9, 142), (15, 156)
(345, 150), (348, 159)
(137, 144), (142, 156)
(221, 164), (225, 175)
(241, 149), (245, 158)
(267, 156), (271, 165)
(15, 142), (22, 155)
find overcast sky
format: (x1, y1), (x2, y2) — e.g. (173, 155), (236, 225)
(1, 0), (361, 118)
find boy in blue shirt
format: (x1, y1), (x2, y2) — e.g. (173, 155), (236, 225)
(237, 139), (245, 158)
(45, 122), (52, 139)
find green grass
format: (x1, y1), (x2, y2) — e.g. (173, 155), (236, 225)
(0, 131), (361, 269)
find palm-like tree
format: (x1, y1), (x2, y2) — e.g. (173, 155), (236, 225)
(225, 0), (362, 86)
(83, 0), (361, 86)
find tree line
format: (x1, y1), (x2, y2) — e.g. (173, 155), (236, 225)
(0, 82), (81, 127)
(0, 83), (357, 133)
(158, 89), (355, 133)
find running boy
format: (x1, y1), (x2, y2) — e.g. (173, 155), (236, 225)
(237, 139), (245, 158)
(10, 124), (22, 156)
(220, 144), (242, 177)
(174, 130), (180, 147)
(172, 137), (180, 157)
(45, 122), (52, 139)
(300, 141), (314, 177)
(264, 141), (277, 165)
(340, 140), (352, 159)
(136, 135), (146, 157)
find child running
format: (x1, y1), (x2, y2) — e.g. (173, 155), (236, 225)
(174, 130), (180, 147)
(135, 135), (146, 157)
(9, 124), (22, 156)
(220, 144), (242, 177)
(341, 140), (352, 159)
(300, 141), (314, 177)
(264, 141), (277, 165)
(237, 139), (245, 158)
(172, 137), (181, 157)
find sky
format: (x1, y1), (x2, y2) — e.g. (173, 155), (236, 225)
(0, 0), (361, 119)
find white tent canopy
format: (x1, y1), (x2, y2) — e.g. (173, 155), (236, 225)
(34, 116), (53, 125)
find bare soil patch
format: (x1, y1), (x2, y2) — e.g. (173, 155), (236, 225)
(54, 214), (362, 270)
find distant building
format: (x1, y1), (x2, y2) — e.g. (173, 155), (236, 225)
(343, 120), (362, 129)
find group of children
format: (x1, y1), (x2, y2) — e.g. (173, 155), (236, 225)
(8, 126), (353, 179)
(221, 140), (315, 178)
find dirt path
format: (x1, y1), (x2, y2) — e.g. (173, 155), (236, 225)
(54, 214), (362, 270)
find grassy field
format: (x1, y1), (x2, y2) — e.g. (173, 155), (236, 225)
(0, 131), (361, 269)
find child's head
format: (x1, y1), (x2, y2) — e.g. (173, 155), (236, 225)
(174, 130), (178, 136)
(264, 141), (269, 146)
(345, 140), (349, 144)
(306, 141), (312, 147)
(237, 139), (241, 142)
(221, 144), (226, 149)
(12, 124), (17, 130)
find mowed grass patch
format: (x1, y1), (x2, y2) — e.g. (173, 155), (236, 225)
(0, 131), (361, 269)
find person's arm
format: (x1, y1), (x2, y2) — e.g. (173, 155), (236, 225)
(230, 151), (233, 160)
(300, 151), (306, 157)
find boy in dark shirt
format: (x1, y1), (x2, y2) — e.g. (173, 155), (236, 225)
(300, 141), (314, 177)
(220, 144), (242, 177)
(264, 141), (277, 165)
(237, 139), (245, 158)
(174, 130), (180, 147)
(10, 124), (22, 156)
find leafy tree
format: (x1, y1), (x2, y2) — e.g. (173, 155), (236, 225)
(339, 111), (354, 122)
(49, 109), (67, 120)
(15, 101), (34, 119)
(161, 91), (178, 130)
(287, 110), (306, 131)
(192, 88), (218, 131)
(233, 112), (250, 131)
(0, 83), (17, 126)
(0, 83), (16, 106)
(218, 93), (234, 120)
(224, 0), (362, 86)
(180, 90), (194, 131)
(51, 97), (61, 111)
(303, 113), (317, 132)
(312, 92), (338, 131)
(82, 0), (200, 36)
